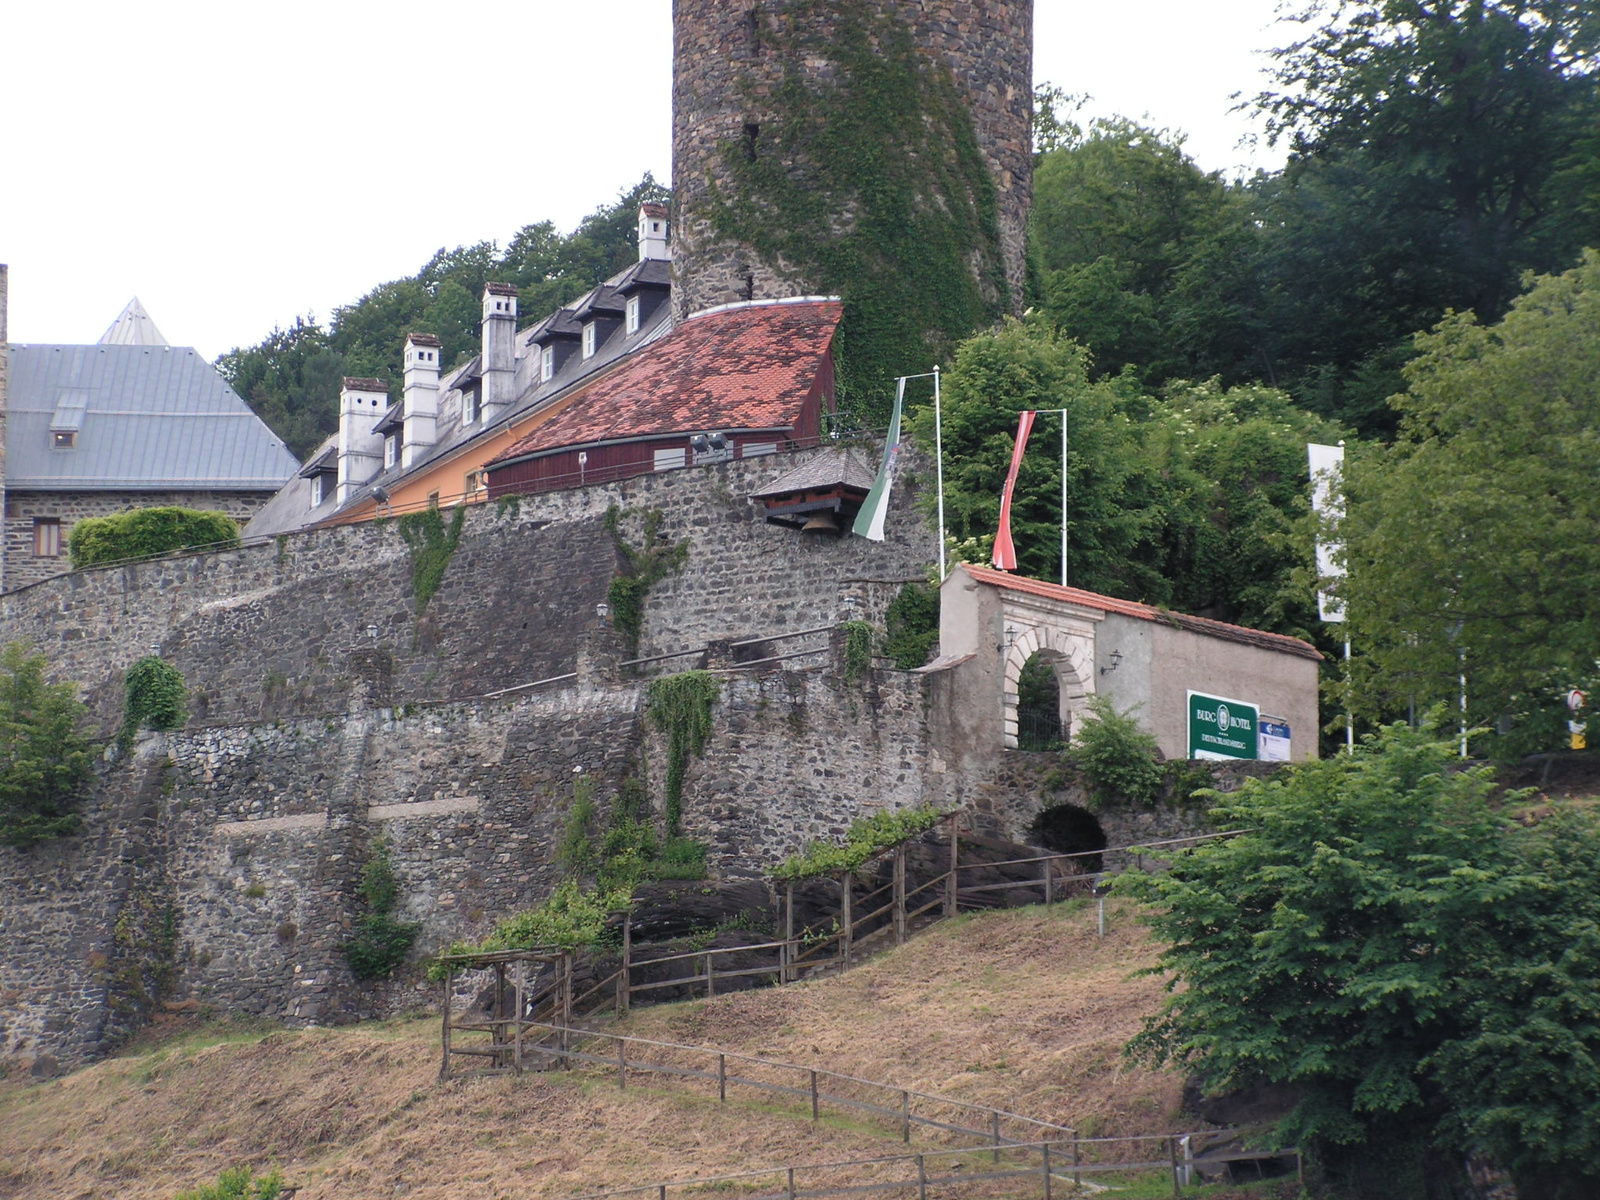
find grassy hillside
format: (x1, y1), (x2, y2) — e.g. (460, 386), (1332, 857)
(0, 900), (1220, 1200)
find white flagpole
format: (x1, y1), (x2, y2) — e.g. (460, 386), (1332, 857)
(1059, 407), (1069, 587)
(933, 365), (946, 581)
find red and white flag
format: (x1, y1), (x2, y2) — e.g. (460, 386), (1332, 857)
(992, 410), (1036, 571)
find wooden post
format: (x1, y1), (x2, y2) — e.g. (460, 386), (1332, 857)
(810, 1069), (819, 1120)
(784, 883), (796, 983)
(992, 1111), (1002, 1163)
(705, 952), (714, 999)
(617, 1035), (627, 1088)
(916, 1154), (927, 1200)
(561, 953), (573, 1070)
(841, 872), (853, 969)
(439, 965), (453, 1081)
(1043, 1142), (1053, 1200)
(494, 962), (507, 1068)
(786, 1167), (796, 1200)
(513, 975), (525, 1074)
(945, 815), (958, 918)
(658, 1186), (666, 1200)
(1072, 1136), (1081, 1188)
(618, 914), (632, 1015)
(718, 1053), (727, 1102)
(893, 845), (907, 946)
(901, 1090), (911, 1143)
(1169, 1137), (1180, 1198)
(1042, 857), (1053, 906)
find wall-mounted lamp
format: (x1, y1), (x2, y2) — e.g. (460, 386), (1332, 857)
(1005, 625), (1019, 647)
(366, 623), (380, 640)
(595, 601), (611, 623)
(1100, 648), (1123, 676)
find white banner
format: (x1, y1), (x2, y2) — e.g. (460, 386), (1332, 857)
(1308, 442), (1346, 623)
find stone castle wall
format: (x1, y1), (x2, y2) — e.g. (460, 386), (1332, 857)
(671, 0), (1033, 317)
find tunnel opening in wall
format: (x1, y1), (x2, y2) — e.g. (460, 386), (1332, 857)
(1028, 802), (1106, 875)
(1015, 651), (1065, 751)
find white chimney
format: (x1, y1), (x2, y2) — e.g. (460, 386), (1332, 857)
(481, 282), (518, 424)
(336, 377), (388, 504)
(638, 202), (670, 262)
(402, 333), (441, 469)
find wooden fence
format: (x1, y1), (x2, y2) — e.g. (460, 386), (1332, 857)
(437, 818), (1243, 1082)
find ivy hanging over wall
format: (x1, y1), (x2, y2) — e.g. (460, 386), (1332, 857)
(704, 2), (1006, 422)
(344, 839), (420, 980)
(839, 620), (875, 684)
(397, 502), (466, 612)
(772, 805), (947, 882)
(605, 506), (690, 658)
(647, 670), (723, 836)
(120, 656), (189, 753)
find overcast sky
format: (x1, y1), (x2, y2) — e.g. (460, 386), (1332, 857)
(1, 1), (1292, 362)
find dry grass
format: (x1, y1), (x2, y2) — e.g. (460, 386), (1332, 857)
(0, 899), (1183, 1200)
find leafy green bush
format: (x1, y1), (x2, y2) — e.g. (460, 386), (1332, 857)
(344, 840), (419, 980)
(883, 582), (940, 669)
(120, 656), (188, 752)
(432, 879), (632, 978)
(173, 1166), (284, 1200)
(772, 805), (947, 881)
(839, 620), (874, 683)
(0, 642), (95, 850)
(1071, 694), (1163, 807)
(68, 506), (239, 568)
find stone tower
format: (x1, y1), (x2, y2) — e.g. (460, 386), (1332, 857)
(671, 0), (1034, 320)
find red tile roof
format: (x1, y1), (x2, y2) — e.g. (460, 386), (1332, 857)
(961, 565), (1324, 661)
(487, 298), (841, 467)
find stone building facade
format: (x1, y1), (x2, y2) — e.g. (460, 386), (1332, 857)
(670, 0), (1033, 318)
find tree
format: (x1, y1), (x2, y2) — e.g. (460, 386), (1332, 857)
(906, 316), (1340, 637)
(1122, 721), (1600, 1199)
(1342, 251), (1600, 736)
(0, 643), (95, 851)
(1030, 117), (1258, 387)
(1249, 0), (1600, 433)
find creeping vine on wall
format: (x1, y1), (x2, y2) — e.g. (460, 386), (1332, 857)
(397, 503), (466, 612)
(704, 2), (1006, 421)
(647, 670), (723, 836)
(605, 506), (690, 658)
(344, 838), (420, 981)
(839, 620), (875, 684)
(120, 656), (189, 753)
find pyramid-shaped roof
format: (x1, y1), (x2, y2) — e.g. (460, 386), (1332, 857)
(98, 298), (168, 346)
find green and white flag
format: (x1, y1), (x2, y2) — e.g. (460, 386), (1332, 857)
(852, 378), (905, 541)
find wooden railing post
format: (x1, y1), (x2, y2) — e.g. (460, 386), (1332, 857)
(617, 1035), (627, 1088)
(1042, 856), (1053, 906)
(1043, 1142), (1054, 1200)
(992, 1111), (1002, 1162)
(916, 1154), (927, 1200)
(561, 952), (573, 1070)
(841, 872), (853, 969)
(493, 962), (507, 1068)
(1169, 1136), (1180, 1198)
(705, 952), (715, 999)
(784, 883), (796, 983)
(513, 975), (525, 1074)
(810, 1069), (819, 1120)
(786, 1167), (796, 1200)
(901, 1090), (911, 1143)
(718, 1053), (727, 1102)
(618, 914), (632, 1015)
(945, 815), (958, 917)
(893, 845), (907, 946)
(1072, 1136), (1081, 1188)
(439, 965), (453, 1081)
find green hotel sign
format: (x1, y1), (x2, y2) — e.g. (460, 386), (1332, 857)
(1188, 691), (1260, 760)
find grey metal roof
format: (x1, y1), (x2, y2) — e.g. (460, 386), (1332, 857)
(6, 343), (301, 490)
(750, 448), (876, 498)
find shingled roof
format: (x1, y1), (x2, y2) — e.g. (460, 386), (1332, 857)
(962, 565), (1324, 661)
(487, 297), (842, 468)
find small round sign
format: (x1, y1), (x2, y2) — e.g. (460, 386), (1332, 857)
(1217, 703), (1230, 731)
(1569, 689), (1587, 712)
